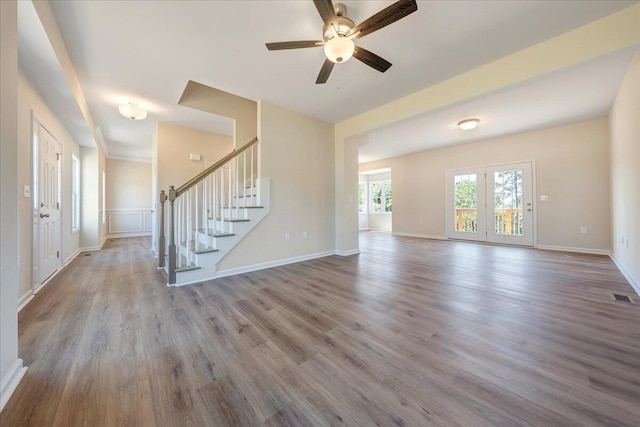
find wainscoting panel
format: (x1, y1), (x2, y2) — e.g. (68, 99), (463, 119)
(106, 209), (153, 238)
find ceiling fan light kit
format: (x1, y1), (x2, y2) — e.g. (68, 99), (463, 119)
(266, 0), (418, 84)
(118, 102), (147, 120)
(324, 36), (355, 63)
(458, 118), (479, 131)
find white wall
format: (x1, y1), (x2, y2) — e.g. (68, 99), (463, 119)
(0, 0), (26, 411)
(17, 71), (82, 301)
(609, 51), (640, 292)
(106, 158), (152, 238)
(217, 100), (335, 269)
(360, 118), (611, 252)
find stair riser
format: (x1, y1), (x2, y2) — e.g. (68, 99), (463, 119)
(173, 178), (270, 286)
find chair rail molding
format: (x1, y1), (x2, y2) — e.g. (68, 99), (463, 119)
(106, 208), (153, 238)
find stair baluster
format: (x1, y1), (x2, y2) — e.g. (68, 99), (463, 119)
(161, 137), (259, 285)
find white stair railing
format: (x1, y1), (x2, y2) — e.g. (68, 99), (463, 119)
(159, 137), (258, 284)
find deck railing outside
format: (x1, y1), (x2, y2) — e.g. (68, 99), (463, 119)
(455, 208), (523, 235)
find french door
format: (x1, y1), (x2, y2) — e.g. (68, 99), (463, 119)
(446, 162), (534, 246)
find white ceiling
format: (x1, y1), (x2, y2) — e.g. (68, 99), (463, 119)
(18, 1), (639, 161)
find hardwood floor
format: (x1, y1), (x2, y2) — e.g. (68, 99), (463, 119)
(2, 233), (639, 426)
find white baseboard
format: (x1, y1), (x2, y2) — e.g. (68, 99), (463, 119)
(98, 235), (107, 249)
(610, 254), (640, 297)
(0, 359), (27, 412)
(392, 232), (447, 240)
(106, 232), (151, 239)
(17, 291), (34, 312)
(213, 250), (337, 281)
(64, 249), (80, 267)
(535, 245), (610, 255)
(335, 249), (361, 256)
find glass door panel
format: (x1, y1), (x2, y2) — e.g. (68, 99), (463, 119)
(446, 168), (486, 241)
(447, 162), (533, 246)
(487, 162), (533, 245)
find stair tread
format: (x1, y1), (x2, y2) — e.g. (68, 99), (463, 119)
(219, 205), (264, 209)
(211, 217), (251, 223)
(175, 265), (201, 273)
(187, 241), (219, 254)
(197, 228), (236, 238)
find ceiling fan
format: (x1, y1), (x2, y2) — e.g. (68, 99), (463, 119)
(266, 0), (418, 84)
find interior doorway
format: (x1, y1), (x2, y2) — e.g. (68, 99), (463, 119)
(358, 168), (392, 232)
(32, 117), (63, 289)
(446, 161), (534, 246)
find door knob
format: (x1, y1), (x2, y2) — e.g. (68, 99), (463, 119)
(40, 213), (50, 218)
(527, 208), (532, 212)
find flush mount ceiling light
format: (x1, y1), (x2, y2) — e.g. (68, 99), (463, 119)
(324, 36), (355, 63)
(458, 118), (479, 131)
(118, 102), (147, 120)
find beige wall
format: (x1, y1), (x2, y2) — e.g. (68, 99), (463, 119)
(106, 159), (152, 210)
(178, 81), (257, 148)
(1, 0), (20, 393)
(156, 122), (234, 197)
(609, 51), (639, 291)
(334, 6), (640, 254)
(154, 123), (234, 250)
(360, 118), (611, 252)
(17, 71), (83, 300)
(218, 100), (335, 269)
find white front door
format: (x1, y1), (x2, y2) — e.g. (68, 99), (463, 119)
(36, 122), (62, 283)
(446, 162), (534, 246)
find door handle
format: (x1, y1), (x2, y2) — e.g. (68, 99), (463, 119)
(527, 208), (532, 212)
(40, 213), (50, 218)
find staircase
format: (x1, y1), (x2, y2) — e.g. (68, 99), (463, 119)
(158, 137), (269, 286)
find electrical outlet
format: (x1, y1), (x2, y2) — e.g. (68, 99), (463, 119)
(540, 195), (548, 202)
(284, 233), (290, 241)
(580, 227), (587, 234)
(303, 232), (308, 239)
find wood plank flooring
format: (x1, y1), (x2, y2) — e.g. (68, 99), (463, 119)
(2, 232), (639, 426)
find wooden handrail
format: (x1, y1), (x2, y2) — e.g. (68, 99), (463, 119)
(175, 137), (258, 196)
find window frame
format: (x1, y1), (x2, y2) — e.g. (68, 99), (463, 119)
(369, 180), (392, 214)
(71, 153), (80, 233)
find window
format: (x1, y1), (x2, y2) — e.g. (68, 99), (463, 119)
(370, 181), (392, 213)
(102, 170), (106, 224)
(358, 182), (366, 213)
(71, 154), (80, 233)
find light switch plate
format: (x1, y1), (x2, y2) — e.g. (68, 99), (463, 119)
(23, 185), (30, 198)
(540, 195), (548, 202)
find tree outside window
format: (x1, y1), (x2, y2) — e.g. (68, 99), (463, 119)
(358, 182), (366, 213)
(370, 181), (391, 213)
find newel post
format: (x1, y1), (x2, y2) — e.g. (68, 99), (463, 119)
(158, 190), (166, 268)
(168, 186), (177, 285)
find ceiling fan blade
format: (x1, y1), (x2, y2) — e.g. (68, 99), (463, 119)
(353, 46), (392, 73)
(266, 40), (324, 50)
(313, 0), (338, 30)
(316, 59), (335, 84)
(347, 0), (418, 39)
